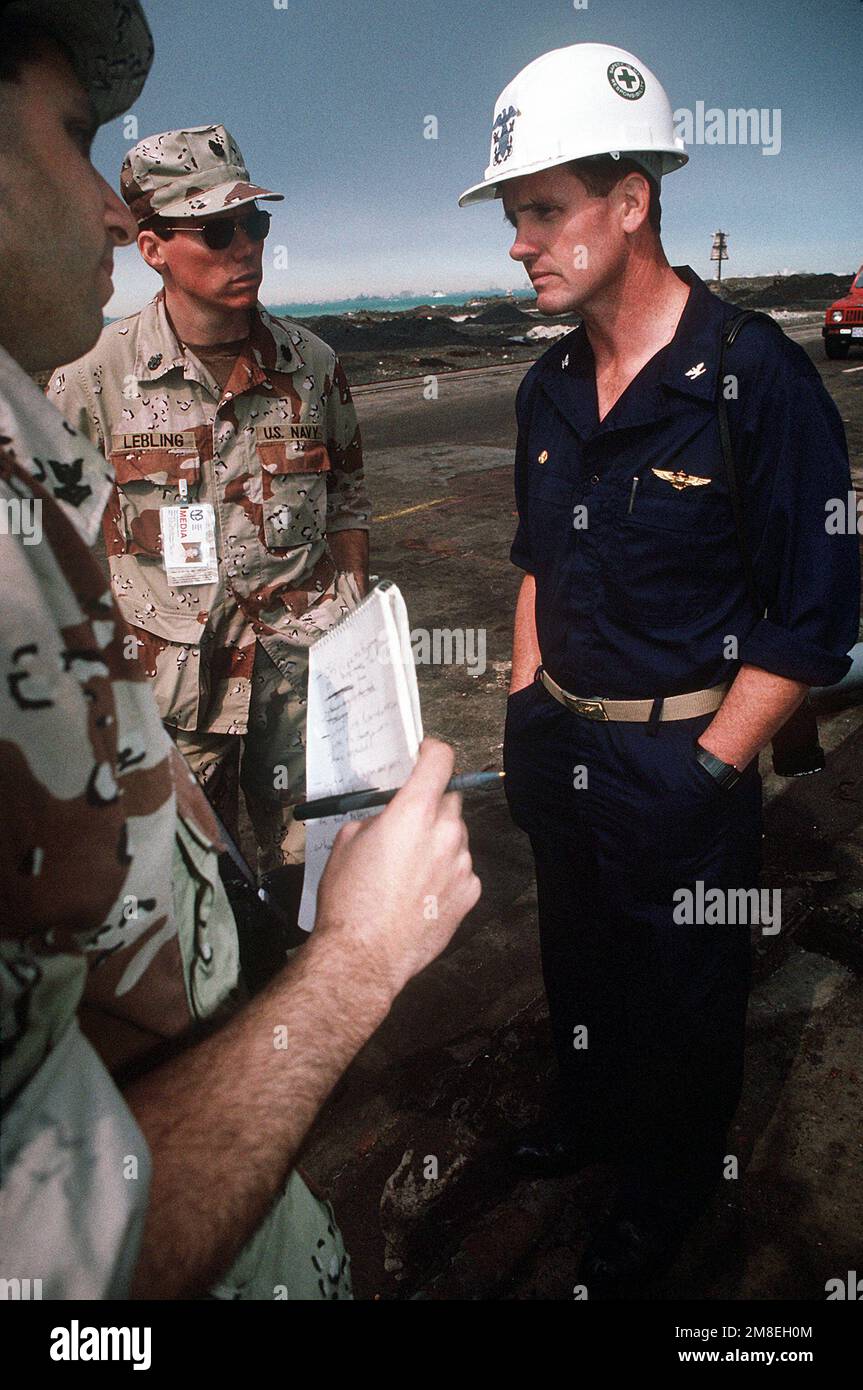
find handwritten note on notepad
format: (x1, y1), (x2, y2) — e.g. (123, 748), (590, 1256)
(297, 582), (423, 933)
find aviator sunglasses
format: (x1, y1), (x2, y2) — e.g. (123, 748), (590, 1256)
(155, 208), (272, 251)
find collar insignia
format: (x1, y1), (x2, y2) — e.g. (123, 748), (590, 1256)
(491, 106), (519, 165)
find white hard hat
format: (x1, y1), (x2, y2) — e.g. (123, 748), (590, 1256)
(459, 42), (687, 207)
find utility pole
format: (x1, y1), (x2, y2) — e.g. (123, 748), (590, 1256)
(711, 230), (729, 284)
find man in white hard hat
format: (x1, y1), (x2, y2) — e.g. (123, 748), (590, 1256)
(0, 0), (480, 1299)
(461, 43), (858, 1295)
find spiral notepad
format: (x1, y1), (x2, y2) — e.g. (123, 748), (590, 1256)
(297, 581), (423, 932)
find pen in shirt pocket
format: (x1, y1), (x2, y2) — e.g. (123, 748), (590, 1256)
(627, 476), (640, 514)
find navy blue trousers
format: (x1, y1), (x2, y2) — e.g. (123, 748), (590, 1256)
(504, 679), (763, 1218)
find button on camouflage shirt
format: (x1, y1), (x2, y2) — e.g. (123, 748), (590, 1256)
(48, 295), (370, 732)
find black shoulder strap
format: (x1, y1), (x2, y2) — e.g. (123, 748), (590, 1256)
(716, 309), (783, 615)
(716, 311), (826, 775)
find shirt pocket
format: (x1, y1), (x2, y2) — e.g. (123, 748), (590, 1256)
(525, 468), (576, 571)
(257, 439), (331, 551)
(606, 473), (735, 625)
(109, 440), (203, 560)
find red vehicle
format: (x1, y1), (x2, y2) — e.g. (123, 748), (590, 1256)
(823, 264), (863, 359)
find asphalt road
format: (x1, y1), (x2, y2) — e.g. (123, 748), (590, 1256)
(354, 320), (862, 477)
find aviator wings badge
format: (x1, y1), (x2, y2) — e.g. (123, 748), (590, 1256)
(651, 468), (712, 491)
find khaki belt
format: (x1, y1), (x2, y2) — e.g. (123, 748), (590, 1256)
(539, 669), (729, 722)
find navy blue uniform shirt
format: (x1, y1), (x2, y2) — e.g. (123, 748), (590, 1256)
(511, 266), (859, 698)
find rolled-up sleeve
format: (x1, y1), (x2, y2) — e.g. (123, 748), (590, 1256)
(324, 356), (370, 533)
(737, 351), (859, 686)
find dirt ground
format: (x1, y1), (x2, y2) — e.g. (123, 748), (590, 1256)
(296, 319), (863, 1301)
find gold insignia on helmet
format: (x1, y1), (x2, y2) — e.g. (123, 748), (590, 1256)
(651, 468), (712, 491)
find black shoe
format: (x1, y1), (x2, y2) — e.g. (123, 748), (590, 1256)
(511, 1119), (603, 1177)
(576, 1204), (689, 1299)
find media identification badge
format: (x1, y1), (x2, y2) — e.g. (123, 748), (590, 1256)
(160, 503), (218, 586)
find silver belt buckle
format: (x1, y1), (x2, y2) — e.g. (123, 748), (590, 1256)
(568, 696), (609, 721)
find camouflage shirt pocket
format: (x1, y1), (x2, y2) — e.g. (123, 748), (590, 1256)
(109, 444), (203, 559)
(257, 440), (331, 552)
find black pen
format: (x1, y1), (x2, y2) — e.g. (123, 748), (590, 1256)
(292, 770), (505, 821)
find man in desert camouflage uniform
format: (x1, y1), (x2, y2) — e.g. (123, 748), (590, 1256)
(0, 0), (478, 1302)
(49, 124), (370, 909)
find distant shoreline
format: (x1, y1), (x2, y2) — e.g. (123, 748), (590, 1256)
(266, 289), (536, 318)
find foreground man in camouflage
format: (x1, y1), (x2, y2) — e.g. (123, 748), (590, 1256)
(0, 0), (480, 1299)
(49, 123), (370, 913)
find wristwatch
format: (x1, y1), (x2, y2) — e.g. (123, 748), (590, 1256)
(694, 740), (741, 790)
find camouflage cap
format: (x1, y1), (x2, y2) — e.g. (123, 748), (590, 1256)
(121, 124), (284, 224)
(2, 0), (153, 125)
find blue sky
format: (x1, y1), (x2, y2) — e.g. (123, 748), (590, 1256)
(96, 0), (862, 315)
